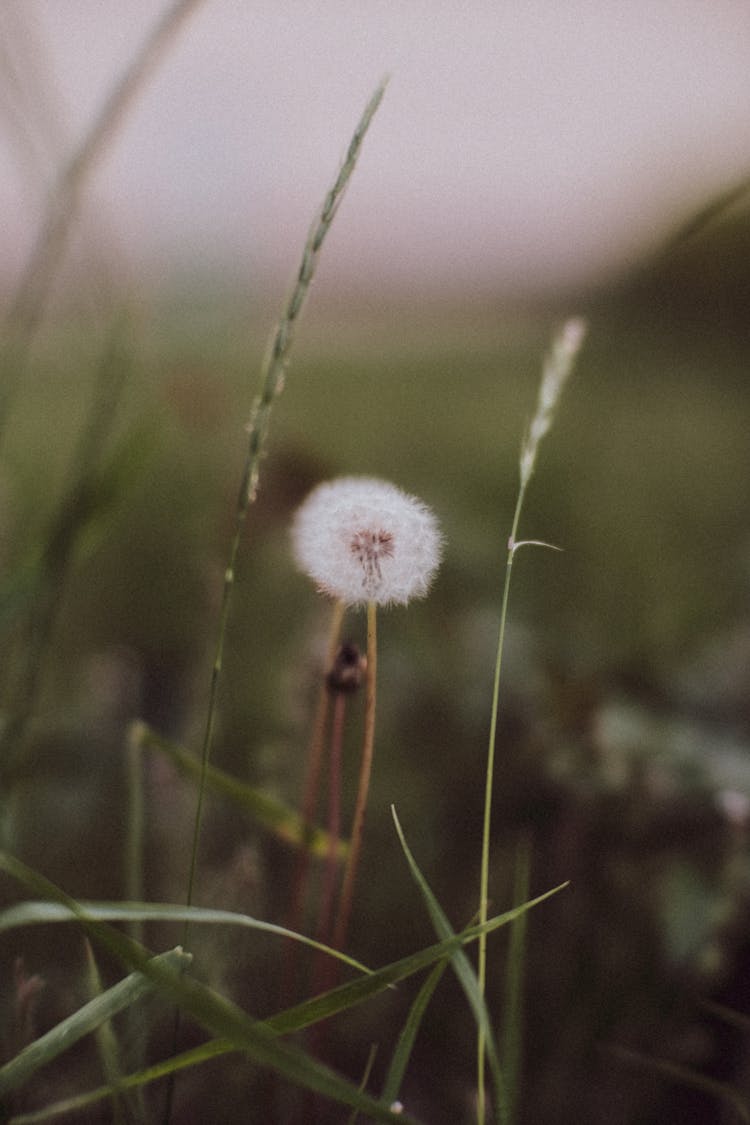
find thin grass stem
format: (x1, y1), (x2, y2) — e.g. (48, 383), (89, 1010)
(165, 82), (386, 1124)
(0, 0), (206, 443)
(0, 318), (131, 790)
(309, 686), (349, 1020)
(502, 834), (531, 1125)
(317, 691), (346, 951)
(476, 318), (586, 1123)
(125, 726), (145, 948)
(125, 725), (148, 1119)
(282, 600), (345, 1003)
(184, 79), (386, 923)
(477, 489), (524, 1125)
(83, 941), (129, 1125)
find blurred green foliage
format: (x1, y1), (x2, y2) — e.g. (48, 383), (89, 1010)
(2, 215), (750, 1123)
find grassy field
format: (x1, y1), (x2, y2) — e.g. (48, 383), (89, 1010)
(2, 210), (750, 1122)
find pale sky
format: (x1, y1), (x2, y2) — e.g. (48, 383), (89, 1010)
(1, 1), (749, 303)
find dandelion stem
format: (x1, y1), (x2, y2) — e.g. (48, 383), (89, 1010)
(333, 601), (378, 955)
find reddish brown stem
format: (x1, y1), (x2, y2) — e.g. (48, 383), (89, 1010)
(332, 601), (377, 955)
(281, 600), (344, 1003)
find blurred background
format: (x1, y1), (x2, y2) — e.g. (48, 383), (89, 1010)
(1, 2), (750, 1122)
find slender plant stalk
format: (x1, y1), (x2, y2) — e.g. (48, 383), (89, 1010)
(347, 1044), (379, 1125)
(0, 317), (132, 803)
(184, 79), (387, 921)
(311, 690), (348, 1009)
(476, 319), (586, 1123)
(84, 941), (130, 1125)
(307, 689), (347, 1084)
(124, 724), (148, 1122)
(0, 0), (206, 443)
(125, 725), (145, 946)
(282, 599), (345, 1003)
(476, 488), (524, 1125)
(317, 691), (346, 949)
(502, 834), (531, 1125)
(332, 601), (378, 955)
(164, 82), (386, 1125)
(0, 4), (69, 187)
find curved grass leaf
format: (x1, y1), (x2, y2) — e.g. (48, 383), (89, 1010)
(0, 947), (190, 1097)
(347, 1044), (379, 1125)
(381, 959), (448, 1107)
(0, 853), (411, 1123)
(391, 806), (513, 1123)
(5, 1040), (234, 1124)
(0, 899), (370, 976)
(82, 939), (131, 1124)
(0, 851), (566, 1122)
(133, 721), (348, 860)
(262, 892), (566, 1038)
(3, 898), (564, 1125)
(665, 172), (750, 250)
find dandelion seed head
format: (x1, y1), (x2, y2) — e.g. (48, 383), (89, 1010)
(291, 476), (442, 607)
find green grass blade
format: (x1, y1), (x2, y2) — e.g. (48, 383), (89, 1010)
(83, 941), (130, 1125)
(182, 77), (387, 931)
(0, 853), (564, 1121)
(0, 853), (411, 1123)
(263, 889), (567, 1038)
(5, 1041), (235, 1124)
(0, 898), (370, 977)
(0, 947), (190, 1097)
(391, 806), (508, 1123)
(134, 721), (348, 860)
(381, 959), (448, 1108)
(347, 1044), (379, 1125)
(0, 882), (567, 1123)
(664, 171), (750, 249)
(9, 906), (558, 1123)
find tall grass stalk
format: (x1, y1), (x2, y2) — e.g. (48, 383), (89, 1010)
(164, 80), (386, 1123)
(502, 835), (531, 1125)
(125, 724), (145, 946)
(476, 318), (586, 1123)
(0, 318), (131, 793)
(183, 76), (387, 918)
(125, 724), (148, 1118)
(0, 0), (206, 443)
